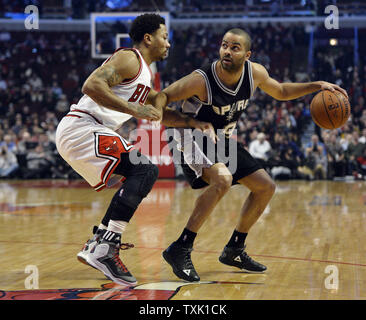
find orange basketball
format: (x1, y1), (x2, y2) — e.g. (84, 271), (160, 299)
(310, 90), (351, 129)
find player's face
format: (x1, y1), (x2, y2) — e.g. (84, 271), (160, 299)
(151, 24), (170, 61)
(219, 33), (250, 72)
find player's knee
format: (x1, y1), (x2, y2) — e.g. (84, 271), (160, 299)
(139, 163), (159, 197)
(258, 178), (276, 195)
(267, 179), (276, 195)
(212, 174), (232, 195)
(115, 163), (159, 210)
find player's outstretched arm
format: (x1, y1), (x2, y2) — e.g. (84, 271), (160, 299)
(144, 88), (168, 123)
(82, 50), (161, 121)
(141, 72), (210, 128)
(145, 70), (208, 116)
(151, 72), (216, 142)
(162, 71), (208, 104)
(252, 62), (348, 101)
(149, 88), (194, 128)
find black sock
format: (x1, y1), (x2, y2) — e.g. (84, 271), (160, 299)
(227, 230), (247, 248)
(176, 228), (197, 248)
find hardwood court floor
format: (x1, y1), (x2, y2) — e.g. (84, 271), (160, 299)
(0, 178), (366, 300)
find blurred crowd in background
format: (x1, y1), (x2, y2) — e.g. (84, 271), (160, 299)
(2, 1), (365, 19)
(1, 2), (366, 181)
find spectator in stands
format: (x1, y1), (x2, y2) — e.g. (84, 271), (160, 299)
(252, 49), (270, 70)
(303, 134), (327, 180)
(38, 132), (56, 154)
(249, 132), (272, 170)
(24, 144), (55, 179)
(0, 144), (19, 179)
(270, 134), (305, 180)
(0, 75), (7, 91)
(359, 110), (366, 131)
(358, 128), (366, 144)
(346, 131), (366, 177)
(339, 133), (351, 152)
(51, 81), (63, 98)
(55, 94), (69, 117)
(283, 109), (297, 130)
(356, 148), (366, 178)
(44, 111), (60, 127)
(16, 131), (38, 155)
(11, 116), (23, 136)
(287, 131), (304, 160)
(45, 122), (57, 143)
(0, 133), (17, 153)
(325, 132), (347, 178)
(29, 73), (43, 91)
(353, 96), (364, 120)
(306, 133), (326, 157)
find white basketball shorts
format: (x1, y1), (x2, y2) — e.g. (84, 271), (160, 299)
(56, 111), (134, 192)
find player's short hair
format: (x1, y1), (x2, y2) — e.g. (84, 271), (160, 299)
(225, 28), (252, 51)
(129, 13), (166, 44)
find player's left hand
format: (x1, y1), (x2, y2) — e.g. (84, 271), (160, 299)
(318, 81), (348, 99)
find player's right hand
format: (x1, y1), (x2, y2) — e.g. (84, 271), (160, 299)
(131, 103), (163, 121)
(318, 81), (349, 99)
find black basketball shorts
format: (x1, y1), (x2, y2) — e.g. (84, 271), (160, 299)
(172, 128), (263, 189)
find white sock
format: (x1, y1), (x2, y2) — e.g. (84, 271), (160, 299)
(107, 220), (128, 234)
(98, 223), (107, 230)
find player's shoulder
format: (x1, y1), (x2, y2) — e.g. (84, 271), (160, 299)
(250, 61), (267, 74)
(192, 60), (216, 81)
(188, 70), (209, 88)
(176, 69), (206, 84)
(108, 48), (141, 76)
(250, 61), (269, 81)
(195, 61), (213, 74)
(112, 48), (140, 65)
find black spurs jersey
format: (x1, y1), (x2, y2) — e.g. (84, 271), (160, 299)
(181, 60), (254, 137)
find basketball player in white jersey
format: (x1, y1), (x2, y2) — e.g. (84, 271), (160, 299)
(56, 13), (214, 286)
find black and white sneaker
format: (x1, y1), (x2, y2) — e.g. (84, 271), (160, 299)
(219, 245), (267, 273)
(77, 226), (105, 267)
(86, 231), (137, 286)
(162, 242), (200, 282)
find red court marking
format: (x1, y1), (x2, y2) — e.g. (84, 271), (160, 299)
(6, 180), (90, 189)
(3, 179), (179, 189)
(0, 282), (175, 300)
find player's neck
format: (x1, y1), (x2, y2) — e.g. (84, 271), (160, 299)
(134, 45), (154, 65)
(216, 62), (243, 89)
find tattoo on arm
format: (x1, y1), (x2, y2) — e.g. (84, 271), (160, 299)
(95, 64), (123, 87)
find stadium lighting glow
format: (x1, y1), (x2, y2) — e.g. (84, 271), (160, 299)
(329, 38), (338, 46)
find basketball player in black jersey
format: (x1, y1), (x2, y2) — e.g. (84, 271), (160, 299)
(157, 28), (347, 282)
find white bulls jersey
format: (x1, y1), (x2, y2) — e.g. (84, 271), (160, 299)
(68, 47), (153, 131)
(56, 47), (154, 192)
